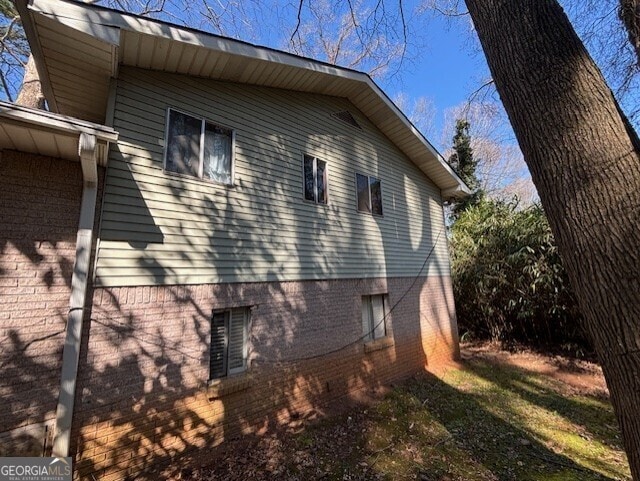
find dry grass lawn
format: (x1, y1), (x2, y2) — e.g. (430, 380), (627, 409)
(168, 344), (630, 481)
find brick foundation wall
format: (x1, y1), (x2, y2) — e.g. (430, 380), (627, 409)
(73, 276), (458, 480)
(0, 151), (83, 455)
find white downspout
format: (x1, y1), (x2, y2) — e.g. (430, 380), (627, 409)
(52, 132), (99, 458)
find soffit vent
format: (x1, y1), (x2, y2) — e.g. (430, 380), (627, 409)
(332, 110), (362, 130)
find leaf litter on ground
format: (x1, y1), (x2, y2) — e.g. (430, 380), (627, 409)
(167, 344), (630, 481)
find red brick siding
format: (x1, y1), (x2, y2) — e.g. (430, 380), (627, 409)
(73, 276), (458, 480)
(0, 151), (83, 455)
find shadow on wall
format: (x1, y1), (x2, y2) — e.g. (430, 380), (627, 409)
(72, 279), (416, 480)
(67, 83), (459, 479)
(0, 152), (84, 456)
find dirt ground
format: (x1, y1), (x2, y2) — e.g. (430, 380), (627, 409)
(158, 343), (614, 481)
(459, 342), (609, 399)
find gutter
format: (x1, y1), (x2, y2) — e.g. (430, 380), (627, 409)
(442, 184), (473, 202)
(0, 101), (119, 141)
(51, 133), (99, 458)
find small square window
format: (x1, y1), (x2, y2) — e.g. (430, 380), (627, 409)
(303, 154), (328, 204)
(165, 108), (234, 185)
(210, 307), (249, 379)
(356, 173), (383, 215)
(362, 294), (389, 341)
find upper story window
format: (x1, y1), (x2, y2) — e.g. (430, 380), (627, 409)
(164, 108), (234, 185)
(356, 173), (383, 215)
(303, 154), (328, 204)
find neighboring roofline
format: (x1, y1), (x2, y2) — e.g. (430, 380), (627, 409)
(0, 101), (118, 142)
(18, 0), (469, 197)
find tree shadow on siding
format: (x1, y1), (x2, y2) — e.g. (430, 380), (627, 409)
(68, 71), (463, 480)
(0, 153), (85, 456)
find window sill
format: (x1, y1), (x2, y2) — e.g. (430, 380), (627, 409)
(207, 373), (252, 398)
(163, 168), (235, 188)
(364, 336), (394, 353)
(302, 198), (330, 207)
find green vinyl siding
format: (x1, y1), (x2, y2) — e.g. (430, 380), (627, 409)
(95, 66), (450, 286)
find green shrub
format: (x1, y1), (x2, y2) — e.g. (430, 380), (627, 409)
(450, 199), (587, 351)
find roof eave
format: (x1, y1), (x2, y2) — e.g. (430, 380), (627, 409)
(15, 0), (59, 114)
(0, 100), (118, 166)
(0, 101), (118, 142)
(20, 0), (468, 195)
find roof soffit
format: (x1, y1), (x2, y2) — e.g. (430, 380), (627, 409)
(22, 0), (469, 196)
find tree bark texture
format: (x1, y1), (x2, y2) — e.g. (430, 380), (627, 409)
(16, 54), (45, 110)
(464, 0), (640, 478)
(619, 0), (640, 66)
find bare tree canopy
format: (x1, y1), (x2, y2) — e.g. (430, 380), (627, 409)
(3, 0), (422, 104)
(561, 0), (640, 124)
(441, 102), (537, 205)
(0, 0), (28, 101)
(287, 0), (412, 78)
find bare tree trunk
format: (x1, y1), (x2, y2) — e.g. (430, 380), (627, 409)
(463, 0), (640, 478)
(16, 54), (45, 109)
(619, 0), (640, 66)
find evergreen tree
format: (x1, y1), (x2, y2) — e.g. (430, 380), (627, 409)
(448, 119), (483, 217)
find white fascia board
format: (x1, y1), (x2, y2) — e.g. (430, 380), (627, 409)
(442, 185), (472, 200)
(0, 101), (118, 142)
(362, 76), (471, 194)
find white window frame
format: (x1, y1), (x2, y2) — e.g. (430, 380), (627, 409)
(362, 294), (390, 341)
(209, 307), (249, 380)
(355, 172), (383, 216)
(163, 107), (236, 185)
(302, 154), (329, 204)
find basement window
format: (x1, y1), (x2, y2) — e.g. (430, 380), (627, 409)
(362, 294), (389, 341)
(210, 307), (250, 379)
(164, 108), (234, 185)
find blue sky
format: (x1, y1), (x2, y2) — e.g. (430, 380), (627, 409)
(2, 0), (487, 148)
(387, 14), (490, 147)
(386, 32), (484, 123)
(380, 15), (496, 151)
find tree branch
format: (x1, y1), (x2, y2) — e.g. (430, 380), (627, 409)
(431, 4), (469, 17)
(0, 70), (12, 101)
(290, 0), (304, 47)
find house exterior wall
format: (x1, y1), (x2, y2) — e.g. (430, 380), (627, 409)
(0, 151), (83, 455)
(0, 68), (460, 480)
(65, 66), (462, 479)
(95, 66), (450, 287)
(72, 276), (458, 481)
